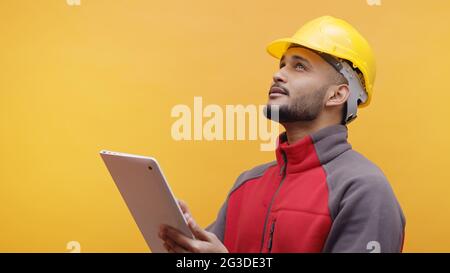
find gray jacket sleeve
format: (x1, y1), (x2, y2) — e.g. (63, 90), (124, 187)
(323, 174), (406, 253)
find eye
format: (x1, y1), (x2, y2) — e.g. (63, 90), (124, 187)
(279, 62), (285, 69)
(295, 63), (306, 71)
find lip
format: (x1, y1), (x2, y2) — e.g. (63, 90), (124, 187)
(269, 86), (289, 97)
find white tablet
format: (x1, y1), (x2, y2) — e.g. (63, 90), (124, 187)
(100, 150), (194, 253)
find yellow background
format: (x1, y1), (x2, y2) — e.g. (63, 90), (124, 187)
(1, 0), (449, 252)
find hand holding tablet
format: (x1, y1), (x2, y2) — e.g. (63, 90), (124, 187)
(100, 150), (228, 253)
(100, 150), (193, 253)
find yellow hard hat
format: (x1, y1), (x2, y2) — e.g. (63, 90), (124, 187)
(266, 15), (376, 108)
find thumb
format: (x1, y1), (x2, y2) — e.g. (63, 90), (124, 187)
(177, 199), (191, 215)
(186, 215), (210, 241)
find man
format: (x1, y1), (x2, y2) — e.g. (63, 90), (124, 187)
(159, 16), (405, 253)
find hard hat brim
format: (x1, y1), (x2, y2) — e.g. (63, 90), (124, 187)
(266, 38), (301, 59)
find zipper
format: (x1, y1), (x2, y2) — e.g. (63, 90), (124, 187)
(259, 151), (287, 253)
(267, 219), (277, 253)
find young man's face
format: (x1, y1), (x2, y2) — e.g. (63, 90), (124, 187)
(266, 46), (342, 123)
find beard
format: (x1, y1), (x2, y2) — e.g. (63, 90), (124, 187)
(264, 84), (329, 123)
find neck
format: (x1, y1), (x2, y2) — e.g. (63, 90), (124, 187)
(282, 119), (341, 144)
(280, 107), (345, 144)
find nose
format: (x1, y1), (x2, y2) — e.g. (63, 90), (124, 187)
(273, 69), (287, 84)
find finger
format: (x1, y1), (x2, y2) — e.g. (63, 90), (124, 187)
(168, 248), (175, 253)
(166, 244), (175, 253)
(166, 237), (189, 253)
(159, 226), (166, 240)
(183, 212), (191, 222)
(187, 216), (211, 242)
(163, 242), (172, 253)
(159, 224), (171, 241)
(166, 226), (198, 252)
(177, 199), (191, 215)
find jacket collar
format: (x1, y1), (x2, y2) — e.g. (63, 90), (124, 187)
(275, 124), (352, 174)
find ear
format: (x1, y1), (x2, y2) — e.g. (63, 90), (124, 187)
(325, 84), (350, 107)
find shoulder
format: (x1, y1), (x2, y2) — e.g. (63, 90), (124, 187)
(324, 149), (403, 219)
(324, 149), (391, 191)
